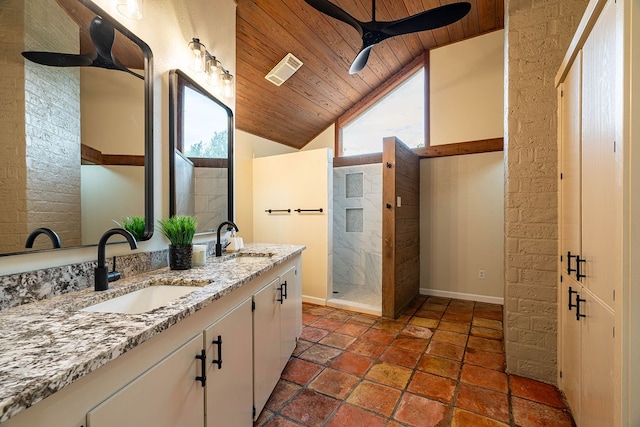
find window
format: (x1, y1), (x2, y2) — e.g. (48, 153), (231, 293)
(340, 68), (424, 157)
(181, 85), (229, 159)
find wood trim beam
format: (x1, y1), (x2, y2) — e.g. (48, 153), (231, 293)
(81, 144), (144, 166)
(333, 153), (383, 167)
(416, 138), (504, 158)
(190, 158), (229, 168)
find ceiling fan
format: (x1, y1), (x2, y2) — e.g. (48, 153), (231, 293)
(22, 15), (143, 79)
(304, 0), (471, 74)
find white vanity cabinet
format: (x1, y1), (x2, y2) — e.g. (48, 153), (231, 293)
(253, 264), (301, 419)
(204, 298), (253, 426)
(86, 333), (205, 427)
(1, 253), (303, 427)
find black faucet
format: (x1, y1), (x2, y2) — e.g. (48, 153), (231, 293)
(25, 227), (61, 249)
(215, 221), (239, 257)
(95, 228), (138, 291)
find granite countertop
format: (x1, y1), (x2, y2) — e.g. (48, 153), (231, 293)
(0, 243), (305, 424)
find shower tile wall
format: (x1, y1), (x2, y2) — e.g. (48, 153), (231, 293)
(333, 164), (382, 297)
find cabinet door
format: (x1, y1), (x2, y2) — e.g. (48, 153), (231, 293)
(279, 265), (301, 371)
(581, 0), (619, 309)
(559, 280), (582, 423)
(558, 51), (583, 421)
(253, 277), (282, 419)
(87, 333), (204, 427)
(579, 290), (615, 427)
(205, 298), (253, 427)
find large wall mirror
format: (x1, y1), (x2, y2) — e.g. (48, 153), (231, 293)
(169, 69), (233, 234)
(0, 0), (153, 256)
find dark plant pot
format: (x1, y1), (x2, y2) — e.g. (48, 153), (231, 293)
(169, 244), (192, 270)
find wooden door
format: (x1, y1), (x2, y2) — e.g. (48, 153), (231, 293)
(204, 298), (253, 426)
(86, 334), (204, 427)
(252, 277), (282, 419)
(382, 137), (420, 318)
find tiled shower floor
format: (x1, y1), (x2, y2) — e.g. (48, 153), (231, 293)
(329, 282), (381, 314)
(255, 295), (574, 427)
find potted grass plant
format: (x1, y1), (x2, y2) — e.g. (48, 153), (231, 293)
(120, 216), (146, 240)
(157, 215), (197, 270)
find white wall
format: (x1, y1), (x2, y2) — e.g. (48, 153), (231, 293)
(0, 0), (237, 275)
(430, 30), (504, 145)
(420, 152), (504, 302)
(234, 130), (297, 243)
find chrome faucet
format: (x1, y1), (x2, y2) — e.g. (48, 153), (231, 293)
(95, 228), (137, 291)
(25, 227), (62, 249)
(215, 221), (239, 257)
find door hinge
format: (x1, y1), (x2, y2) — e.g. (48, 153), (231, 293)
(560, 172), (563, 180)
(560, 275), (563, 283)
(559, 370), (563, 378)
(560, 255), (563, 262)
(253, 406), (256, 418)
(561, 90), (564, 97)
(252, 300), (256, 312)
(613, 289), (616, 301)
(614, 141), (616, 153)
(613, 326), (616, 338)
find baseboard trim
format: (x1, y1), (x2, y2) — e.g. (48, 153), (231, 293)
(302, 295), (327, 306)
(420, 288), (504, 305)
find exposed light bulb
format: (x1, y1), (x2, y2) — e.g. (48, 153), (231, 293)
(222, 72), (234, 98)
(206, 56), (223, 88)
(188, 38), (206, 72)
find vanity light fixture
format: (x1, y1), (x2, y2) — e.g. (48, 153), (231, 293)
(188, 38), (207, 72)
(187, 37), (234, 98)
(112, 0), (143, 20)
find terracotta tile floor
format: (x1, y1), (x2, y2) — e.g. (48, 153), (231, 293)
(255, 295), (574, 427)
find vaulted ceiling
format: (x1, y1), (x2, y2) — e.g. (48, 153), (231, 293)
(235, 0), (504, 150)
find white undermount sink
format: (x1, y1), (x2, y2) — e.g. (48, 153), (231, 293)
(226, 254), (274, 263)
(229, 256), (269, 263)
(81, 285), (202, 314)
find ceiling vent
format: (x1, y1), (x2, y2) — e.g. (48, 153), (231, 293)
(265, 53), (303, 86)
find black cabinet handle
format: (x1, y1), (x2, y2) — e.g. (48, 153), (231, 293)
(568, 286), (578, 310)
(576, 256), (586, 281)
(576, 294), (586, 321)
(281, 281), (288, 300)
(277, 286), (284, 304)
(211, 335), (222, 369)
(195, 350), (206, 387)
(567, 252), (578, 275)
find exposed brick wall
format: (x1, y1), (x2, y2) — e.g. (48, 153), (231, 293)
(505, 0), (588, 383)
(0, 0), (82, 252)
(0, 0), (28, 253)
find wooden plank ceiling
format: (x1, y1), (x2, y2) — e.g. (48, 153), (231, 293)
(236, 0), (504, 150)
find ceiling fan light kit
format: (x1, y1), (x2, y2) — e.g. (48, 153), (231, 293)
(304, 0), (471, 74)
(265, 53), (304, 86)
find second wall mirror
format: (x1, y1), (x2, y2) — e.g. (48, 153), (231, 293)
(169, 69), (234, 234)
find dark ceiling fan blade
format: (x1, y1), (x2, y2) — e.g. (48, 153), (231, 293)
(304, 0), (363, 36)
(382, 2), (471, 36)
(21, 51), (94, 67)
(349, 45), (374, 75)
(89, 16), (116, 61)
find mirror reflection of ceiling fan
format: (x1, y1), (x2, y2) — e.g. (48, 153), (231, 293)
(21, 15), (143, 79)
(304, 0), (471, 74)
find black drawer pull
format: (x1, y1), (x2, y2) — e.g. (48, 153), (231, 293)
(211, 335), (222, 369)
